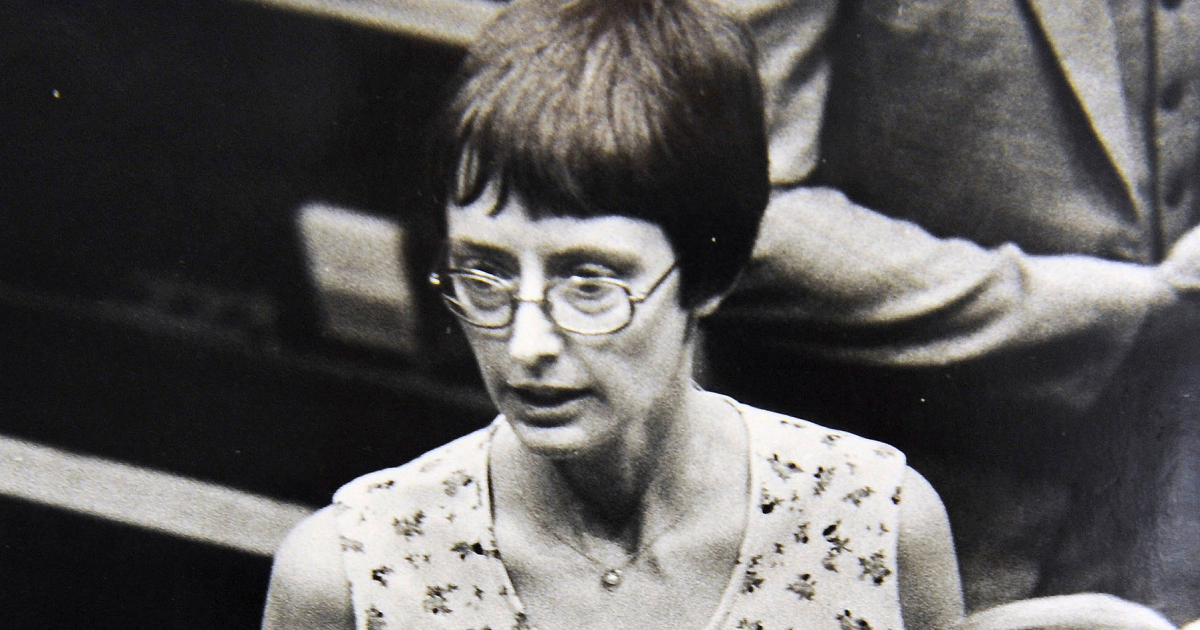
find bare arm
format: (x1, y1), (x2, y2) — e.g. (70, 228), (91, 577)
(261, 506), (356, 630)
(897, 466), (963, 630)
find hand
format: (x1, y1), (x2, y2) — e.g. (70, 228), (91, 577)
(1161, 224), (1200, 294)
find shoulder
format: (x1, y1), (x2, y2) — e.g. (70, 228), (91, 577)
(263, 425), (497, 630)
(262, 507), (355, 630)
(332, 424), (495, 511)
(733, 398), (910, 533)
(739, 400), (906, 470)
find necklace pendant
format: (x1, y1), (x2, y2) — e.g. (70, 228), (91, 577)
(601, 568), (623, 589)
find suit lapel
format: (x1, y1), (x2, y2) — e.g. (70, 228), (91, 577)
(1025, 0), (1148, 210)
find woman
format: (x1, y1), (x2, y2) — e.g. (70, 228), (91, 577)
(261, 1), (962, 629)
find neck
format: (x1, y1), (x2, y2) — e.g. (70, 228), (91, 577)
(551, 407), (673, 531)
(514, 385), (724, 547)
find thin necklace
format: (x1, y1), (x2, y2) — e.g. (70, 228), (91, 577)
(545, 509), (689, 591)
(541, 385), (716, 590)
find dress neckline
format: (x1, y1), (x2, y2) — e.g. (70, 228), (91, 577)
(480, 391), (761, 630)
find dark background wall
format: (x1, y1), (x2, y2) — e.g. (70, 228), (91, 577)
(0, 1), (492, 627)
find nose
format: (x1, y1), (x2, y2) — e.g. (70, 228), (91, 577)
(507, 299), (563, 366)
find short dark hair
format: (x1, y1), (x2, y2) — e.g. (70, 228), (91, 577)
(432, 0), (769, 307)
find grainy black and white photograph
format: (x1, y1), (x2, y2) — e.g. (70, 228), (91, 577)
(2, 0), (1199, 629)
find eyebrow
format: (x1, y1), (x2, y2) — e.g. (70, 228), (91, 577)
(548, 246), (643, 270)
(446, 240), (518, 266)
(447, 241), (645, 274)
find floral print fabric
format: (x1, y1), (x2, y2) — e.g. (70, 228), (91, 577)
(333, 398), (907, 630)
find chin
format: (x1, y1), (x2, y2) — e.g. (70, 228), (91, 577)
(506, 417), (613, 461)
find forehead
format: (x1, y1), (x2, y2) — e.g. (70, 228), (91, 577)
(445, 193), (673, 265)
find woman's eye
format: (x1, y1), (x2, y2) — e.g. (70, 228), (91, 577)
(452, 273), (510, 310)
(560, 278), (624, 310)
(571, 280), (610, 297)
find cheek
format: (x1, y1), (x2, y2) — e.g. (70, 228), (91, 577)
(462, 331), (508, 386)
(582, 311), (692, 393)
(630, 301), (691, 358)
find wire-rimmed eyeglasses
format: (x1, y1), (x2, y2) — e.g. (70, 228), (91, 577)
(429, 262), (678, 335)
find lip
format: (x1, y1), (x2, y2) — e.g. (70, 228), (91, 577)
(506, 384), (591, 422)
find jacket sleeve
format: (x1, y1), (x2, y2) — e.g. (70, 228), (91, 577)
(713, 185), (1177, 415)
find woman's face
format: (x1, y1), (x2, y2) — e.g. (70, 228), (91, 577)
(445, 193), (697, 460)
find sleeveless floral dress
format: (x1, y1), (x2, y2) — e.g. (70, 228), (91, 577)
(333, 397), (908, 630)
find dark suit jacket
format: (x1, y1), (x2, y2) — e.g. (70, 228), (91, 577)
(819, 0), (1166, 261)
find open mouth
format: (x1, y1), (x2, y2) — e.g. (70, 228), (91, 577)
(510, 385), (589, 409)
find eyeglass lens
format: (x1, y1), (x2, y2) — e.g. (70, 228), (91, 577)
(444, 272), (635, 334)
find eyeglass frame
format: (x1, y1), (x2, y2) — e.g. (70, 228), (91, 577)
(428, 260), (679, 335)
